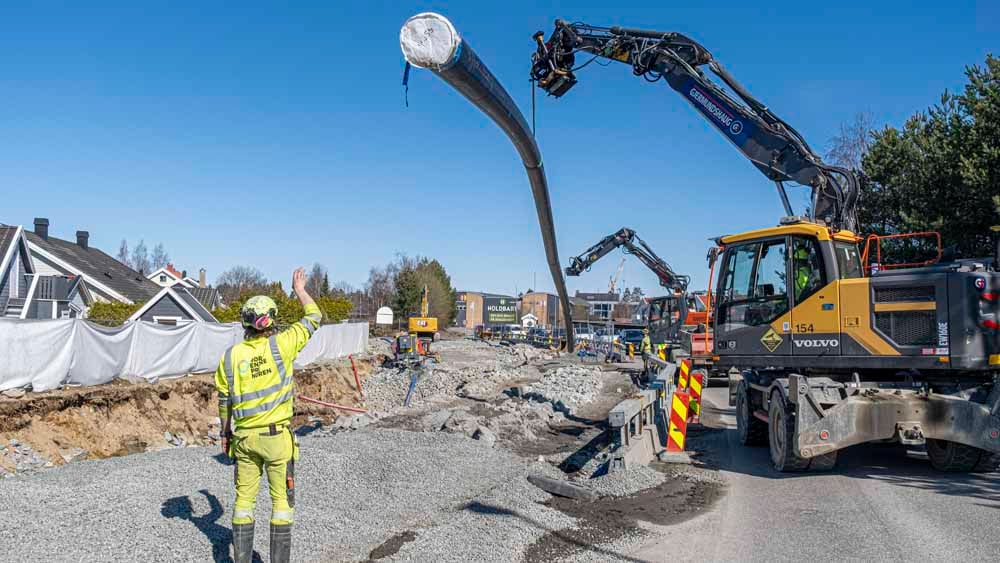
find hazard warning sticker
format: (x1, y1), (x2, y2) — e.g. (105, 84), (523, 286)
(760, 328), (783, 352)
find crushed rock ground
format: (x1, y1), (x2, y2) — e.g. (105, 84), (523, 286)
(0, 334), (724, 561)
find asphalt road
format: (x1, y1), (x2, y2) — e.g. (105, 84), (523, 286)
(635, 387), (1000, 562)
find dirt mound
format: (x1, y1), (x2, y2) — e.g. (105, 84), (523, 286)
(0, 357), (374, 475)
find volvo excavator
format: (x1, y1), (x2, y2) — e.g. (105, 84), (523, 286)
(565, 227), (707, 355)
(532, 20), (1000, 472)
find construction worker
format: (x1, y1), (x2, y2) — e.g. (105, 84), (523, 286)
(640, 328), (652, 373)
(793, 244), (819, 301)
(216, 267), (322, 563)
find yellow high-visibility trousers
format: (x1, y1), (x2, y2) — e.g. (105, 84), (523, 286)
(231, 425), (299, 526)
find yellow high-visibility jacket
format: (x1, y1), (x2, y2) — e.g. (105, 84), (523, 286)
(641, 335), (652, 354)
(216, 304), (322, 429)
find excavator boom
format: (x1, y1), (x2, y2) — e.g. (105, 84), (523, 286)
(565, 227), (689, 293)
(531, 21), (859, 231)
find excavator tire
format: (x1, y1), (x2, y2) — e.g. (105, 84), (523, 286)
(736, 382), (767, 447)
(808, 451), (839, 471)
(768, 391), (811, 472)
(973, 453), (1000, 473)
(927, 439), (999, 472)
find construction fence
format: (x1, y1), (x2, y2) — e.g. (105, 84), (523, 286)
(0, 318), (369, 392)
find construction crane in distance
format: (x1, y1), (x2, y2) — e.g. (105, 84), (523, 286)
(608, 257), (626, 294)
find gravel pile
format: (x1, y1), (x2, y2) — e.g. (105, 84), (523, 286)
(0, 429), (583, 562)
(361, 340), (554, 416)
(582, 465), (668, 498)
(521, 365), (604, 414)
(367, 337), (393, 357)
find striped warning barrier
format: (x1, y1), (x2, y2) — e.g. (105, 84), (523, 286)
(678, 358), (691, 390)
(666, 390), (691, 452)
(688, 370), (704, 424)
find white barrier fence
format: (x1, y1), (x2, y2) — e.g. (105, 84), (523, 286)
(0, 318), (369, 392)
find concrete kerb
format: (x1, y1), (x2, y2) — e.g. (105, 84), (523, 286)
(607, 365), (678, 472)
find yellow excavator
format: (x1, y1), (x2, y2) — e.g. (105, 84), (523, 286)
(532, 20), (1000, 473)
(407, 284), (439, 351)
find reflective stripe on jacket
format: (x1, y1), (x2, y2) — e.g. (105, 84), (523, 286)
(216, 303), (322, 428)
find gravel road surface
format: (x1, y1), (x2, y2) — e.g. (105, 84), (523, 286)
(635, 387), (1000, 562)
(0, 429), (579, 562)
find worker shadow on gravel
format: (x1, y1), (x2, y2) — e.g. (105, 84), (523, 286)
(463, 501), (646, 563)
(161, 490), (263, 563)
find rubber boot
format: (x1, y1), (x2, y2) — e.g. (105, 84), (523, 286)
(232, 522), (255, 563)
(270, 523), (292, 563)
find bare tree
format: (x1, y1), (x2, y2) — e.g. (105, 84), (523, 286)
(151, 243), (170, 270)
(306, 263), (326, 297)
(216, 265), (269, 303)
(827, 112), (876, 170)
(116, 239), (130, 267)
(364, 264), (397, 308)
(130, 239), (150, 274)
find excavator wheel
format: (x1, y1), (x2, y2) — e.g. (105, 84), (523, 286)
(768, 391), (837, 472)
(736, 382), (767, 447)
(927, 439), (1000, 473)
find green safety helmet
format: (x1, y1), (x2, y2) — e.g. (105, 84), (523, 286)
(241, 295), (278, 330)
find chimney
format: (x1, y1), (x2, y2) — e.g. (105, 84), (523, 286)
(76, 230), (90, 250)
(34, 218), (49, 240)
(181, 269), (187, 279)
(199, 268), (207, 288)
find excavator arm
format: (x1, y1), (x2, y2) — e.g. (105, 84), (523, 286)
(531, 21), (859, 232)
(566, 227), (690, 293)
(566, 227), (692, 339)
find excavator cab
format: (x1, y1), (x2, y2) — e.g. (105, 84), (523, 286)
(712, 219), (999, 371)
(713, 222), (861, 359)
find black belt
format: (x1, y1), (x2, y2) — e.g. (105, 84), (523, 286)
(258, 423), (287, 436)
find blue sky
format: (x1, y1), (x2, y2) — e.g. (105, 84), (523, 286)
(2, 1), (996, 297)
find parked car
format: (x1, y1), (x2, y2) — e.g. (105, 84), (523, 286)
(527, 327), (550, 345)
(619, 328), (645, 350)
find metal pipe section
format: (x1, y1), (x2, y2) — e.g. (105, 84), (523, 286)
(400, 13), (574, 350)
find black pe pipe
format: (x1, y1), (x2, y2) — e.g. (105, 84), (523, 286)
(400, 13), (575, 350)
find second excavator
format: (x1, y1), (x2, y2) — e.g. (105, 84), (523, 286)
(565, 227), (706, 356)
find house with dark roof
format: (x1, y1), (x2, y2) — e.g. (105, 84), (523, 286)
(25, 218), (160, 305)
(1, 225), (35, 317)
(148, 263), (190, 288)
(2, 224), (97, 319)
(187, 286), (223, 311)
(146, 265), (222, 311)
(127, 285), (219, 325)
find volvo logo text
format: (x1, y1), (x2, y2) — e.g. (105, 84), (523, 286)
(793, 339), (839, 348)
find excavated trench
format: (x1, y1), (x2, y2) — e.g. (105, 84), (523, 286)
(0, 357), (376, 474)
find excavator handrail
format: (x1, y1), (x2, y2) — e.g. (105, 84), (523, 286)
(861, 231), (942, 274)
